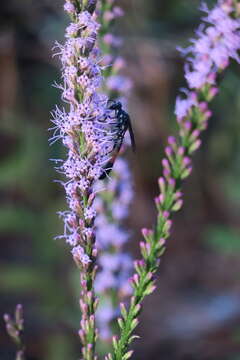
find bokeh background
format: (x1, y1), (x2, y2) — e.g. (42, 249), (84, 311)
(1, 0), (240, 359)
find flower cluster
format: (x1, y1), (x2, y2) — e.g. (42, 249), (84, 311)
(97, 0), (132, 100)
(51, 2), (119, 264)
(51, 0), (125, 358)
(95, 158), (133, 339)
(171, 1), (240, 219)
(176, 0), (240, 118)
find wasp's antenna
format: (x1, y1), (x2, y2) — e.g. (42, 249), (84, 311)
(107, 99), (115, 107)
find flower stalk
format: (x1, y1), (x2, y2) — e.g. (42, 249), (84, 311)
(105, 1), (240, 359)
(4, 305), (25, 360)
(51, 0), (125, 358)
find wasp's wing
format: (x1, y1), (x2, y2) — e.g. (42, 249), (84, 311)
(127, 114), (136, 152)
(99, 145), (123, 180)
(99, 130), (124, 180)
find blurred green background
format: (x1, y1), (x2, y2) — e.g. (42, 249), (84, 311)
(1, 0), (240, 359)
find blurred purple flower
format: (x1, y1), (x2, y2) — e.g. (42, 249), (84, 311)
(94, 0), (134, 340)
(106, 75), (132, 93)
(180, 1), (240, 91)
(175, 0), (240, 127)
(103, 33), (123, 47)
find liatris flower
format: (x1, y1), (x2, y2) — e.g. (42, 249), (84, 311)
(94, 157), (133, 339)
(105, 1), (240, 360)
(94, 0), (134, 341)
(176, 0), (240, 110)
(51, 0), (126, 358)
(3, 305), (25, 360)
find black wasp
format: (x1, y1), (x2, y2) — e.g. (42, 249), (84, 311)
(99, 100), (135, 180)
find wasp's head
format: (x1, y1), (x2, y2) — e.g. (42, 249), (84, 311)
(108, 101), (122, 111)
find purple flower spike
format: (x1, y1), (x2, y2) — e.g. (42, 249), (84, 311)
(51, 0), (128, 357)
